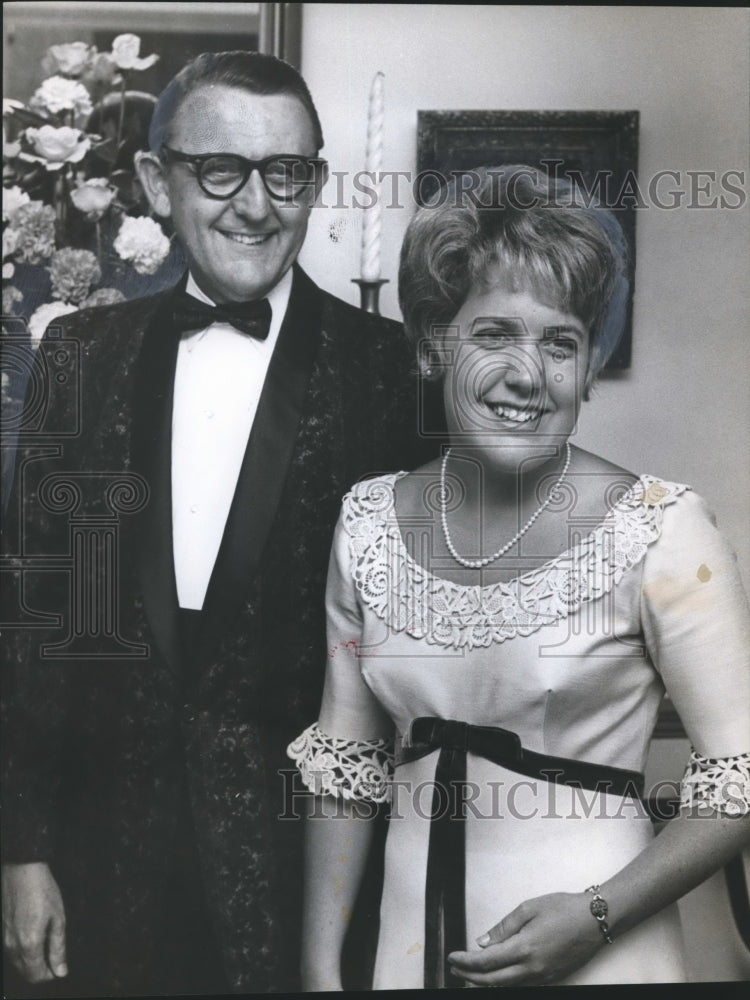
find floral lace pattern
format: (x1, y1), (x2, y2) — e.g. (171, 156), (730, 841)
(287, 723), (394, 803)
(344, 474), (688, 650)
(680, 748), (750, 816)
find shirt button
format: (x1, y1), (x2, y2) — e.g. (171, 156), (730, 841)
(190, 504), (198, 513)
(205, 409), (214, 419)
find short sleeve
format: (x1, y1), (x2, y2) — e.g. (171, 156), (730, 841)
(679, 748), (750, 816)
(640, 489), (750, 759)
(287, 499), (395, 801)
(318, 503), (395, 741)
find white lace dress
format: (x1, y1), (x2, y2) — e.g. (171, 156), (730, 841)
(289, 474), (750, 988)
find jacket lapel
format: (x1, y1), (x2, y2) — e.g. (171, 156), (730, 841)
(200, 266), (322, 629)
(130, 285), (184, 674)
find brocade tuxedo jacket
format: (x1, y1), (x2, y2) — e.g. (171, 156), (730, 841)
(1, 266), (439, 993)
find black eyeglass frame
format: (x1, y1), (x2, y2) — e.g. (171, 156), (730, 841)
(159, 146), (328, 202)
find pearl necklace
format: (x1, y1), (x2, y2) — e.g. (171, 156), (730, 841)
(439, 442), (572, 569)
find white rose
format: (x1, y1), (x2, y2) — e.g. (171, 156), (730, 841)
(2, 227), (18, 279)
(71, 178), (116, 220)
(83, 52), (120, 89)
(28, 301), (79, 346)
(3, 227), (19, 260)
(3, 185), (31, 222)
(44, 42), (93, 77)
(23, 126), (90, 170)
(114, 216), (170, 275)
(110, 34), (159, 71)
(30, 76), (93, 118)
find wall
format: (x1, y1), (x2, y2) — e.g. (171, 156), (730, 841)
(299, 4), (750, 587)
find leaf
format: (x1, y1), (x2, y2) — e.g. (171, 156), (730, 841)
(108, 169), (142, 209)
(5, 105), (55, 129)
(89, 137), (118, 164)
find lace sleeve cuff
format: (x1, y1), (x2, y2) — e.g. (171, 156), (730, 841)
(287, 722), (394, 803)
(679, 747), (750, 816)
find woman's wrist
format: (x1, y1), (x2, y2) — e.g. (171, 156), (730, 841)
(584, 885), (614, 945)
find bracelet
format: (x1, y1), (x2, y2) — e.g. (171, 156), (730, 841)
(585, 885), (614, 945)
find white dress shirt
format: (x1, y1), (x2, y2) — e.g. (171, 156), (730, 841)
(171, 269), (293, 609)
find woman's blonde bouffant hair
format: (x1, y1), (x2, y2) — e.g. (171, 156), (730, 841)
(398, 165), (630, 395)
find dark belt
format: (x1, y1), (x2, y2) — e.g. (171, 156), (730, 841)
(397, 717), (644, 989)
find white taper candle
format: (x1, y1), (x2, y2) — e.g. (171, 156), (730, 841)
(360, 71), (384, 282)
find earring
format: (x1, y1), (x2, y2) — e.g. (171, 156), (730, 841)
(424, 367), (433, 377)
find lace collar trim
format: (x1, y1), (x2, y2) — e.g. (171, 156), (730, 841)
(343, 473), (689, 649)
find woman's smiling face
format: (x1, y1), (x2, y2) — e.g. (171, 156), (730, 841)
(442, 279), (589, 472)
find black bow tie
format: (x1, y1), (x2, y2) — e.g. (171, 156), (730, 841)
(172, 291), (272, 340)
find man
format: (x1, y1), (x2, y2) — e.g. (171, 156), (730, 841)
(2, 51), (434, 996)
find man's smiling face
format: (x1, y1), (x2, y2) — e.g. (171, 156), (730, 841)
(153, 85), (319, 303)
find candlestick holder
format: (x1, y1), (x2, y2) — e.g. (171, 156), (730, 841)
(352, 278), (389, 315)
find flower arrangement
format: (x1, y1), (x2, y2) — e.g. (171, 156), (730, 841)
(2, 35), (180, 351)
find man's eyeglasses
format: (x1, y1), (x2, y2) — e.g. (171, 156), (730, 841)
(159, 147), (328, 202)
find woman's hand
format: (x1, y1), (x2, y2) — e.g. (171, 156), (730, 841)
(447, 891), (604, 987)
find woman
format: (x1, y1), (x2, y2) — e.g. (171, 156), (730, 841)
(288, 166), (750, 988)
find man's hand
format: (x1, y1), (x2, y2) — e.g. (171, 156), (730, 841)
(447, 892), (603, 987)
(2, 862), (68, 983)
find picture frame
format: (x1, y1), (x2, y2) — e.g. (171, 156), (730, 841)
(416, 109), (639, 369)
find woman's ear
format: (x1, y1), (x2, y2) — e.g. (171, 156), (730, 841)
(135, 151), (172, 218)
(418, 340), (441, 381)
(418, 336), (454, 382)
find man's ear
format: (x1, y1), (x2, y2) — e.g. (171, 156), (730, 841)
(307, 159), (329, 206)
(135, 151), (172, 218)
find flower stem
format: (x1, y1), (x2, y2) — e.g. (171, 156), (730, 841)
(55, 170), (69, 244)
(111, 75), (127, 176)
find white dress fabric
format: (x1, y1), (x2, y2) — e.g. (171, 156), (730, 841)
(289, 473), (750, 988)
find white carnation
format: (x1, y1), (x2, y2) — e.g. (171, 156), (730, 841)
(113, 216), (170, 275)
(30, 76), (93, 118)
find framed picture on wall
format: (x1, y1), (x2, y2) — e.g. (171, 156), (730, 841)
(416, 109), (639, 370)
